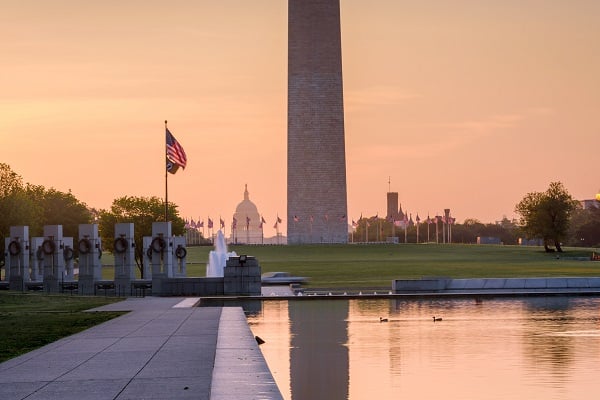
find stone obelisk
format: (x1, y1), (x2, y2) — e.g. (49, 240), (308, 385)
(287, 0), (348, 244)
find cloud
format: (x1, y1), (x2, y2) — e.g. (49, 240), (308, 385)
(427, 113), (524, 134)
(345, 86), (422, 109)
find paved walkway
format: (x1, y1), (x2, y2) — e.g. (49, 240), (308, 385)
(0, 297), (282, 400)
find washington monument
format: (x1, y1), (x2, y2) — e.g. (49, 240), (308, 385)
(287, 0), (348, 244)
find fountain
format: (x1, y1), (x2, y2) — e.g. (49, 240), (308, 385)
(206, 230), (237, 277)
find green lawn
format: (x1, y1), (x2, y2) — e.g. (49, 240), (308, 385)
(182, 243), (600, 288)
(0, 293), (124, 362)
(2, 243), (598, 362)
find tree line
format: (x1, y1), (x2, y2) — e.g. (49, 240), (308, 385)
(355, 182), (599, 250)
(0, 163), (185, 271)
(2, 163), (599, 259)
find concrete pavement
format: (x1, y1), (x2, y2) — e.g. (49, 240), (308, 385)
(0, 297), (282, 400)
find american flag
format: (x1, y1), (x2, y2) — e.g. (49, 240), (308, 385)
(166, 127), (187, 174)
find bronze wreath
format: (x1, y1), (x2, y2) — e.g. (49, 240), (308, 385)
(8, 240), (21, 256)
(42, 239), (56, 255)
(114, 237), (128, 254)
(151, 237), (166, 253)
(175, 245), (187, 259)
(78, 238), (92, 255)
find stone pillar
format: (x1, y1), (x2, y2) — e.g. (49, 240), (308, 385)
(62, 237), (75, 281)
(172, 236), (187, 278)
(142, 236), (152, 279)
(150, 222), (173, 295)
(114, 223), (136, 296)
(77, 224), (102, 295)
(287, 0), (348, 244)
(30, 237), (44, 281)
(224, 255), (261, 296)
(42, 225), (64, 293)
(6, 226), (30, 291)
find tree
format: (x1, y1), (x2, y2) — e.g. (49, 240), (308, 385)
(98, 196), (185, 277)
(515, 182), (579, 252)
(0, 164), (43, 242)
(24, 185), (93, 238)
(568, 206), (600, 247)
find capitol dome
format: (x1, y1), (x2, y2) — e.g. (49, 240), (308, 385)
(231, 185), (263, 244)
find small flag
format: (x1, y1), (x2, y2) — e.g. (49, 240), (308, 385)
(208, 218), (213, 229)
(416, 214), (421, 223)
(352, 220), (357, 227)
(220, 218), (225, 229)
(198, 220), (204, 228)
(232, 217), (237, 229)
(293, 215), (299, 222)
(273, 221), (278, 229)
(166, 126), (187, 174)
(277, 216), (282, 224)
(339, 215), (346, 221)
(261, 216), (266, 224)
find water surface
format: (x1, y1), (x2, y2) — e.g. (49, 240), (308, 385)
(246, 296), (600, 400)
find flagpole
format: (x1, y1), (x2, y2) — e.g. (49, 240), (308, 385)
(164, 120), (169, 222)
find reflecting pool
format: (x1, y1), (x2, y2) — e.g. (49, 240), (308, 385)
(245, 296), (600, 400)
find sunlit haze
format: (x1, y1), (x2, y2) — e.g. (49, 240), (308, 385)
(2, 0), (598, 236)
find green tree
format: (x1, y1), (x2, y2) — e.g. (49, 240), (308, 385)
(98, 196), (185, 276)
(515, 182), (579, 252)
(568, 206), (600, 247)
(25, 185), (92, 238)
(0, 164), (43, 242)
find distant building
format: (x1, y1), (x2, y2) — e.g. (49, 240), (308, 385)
(580, 199), (600, 210)
(387, 192), (399, 221)
(230, 185), (263, 244)
(477, 236), (502, 245)
(519, 238), (543, 246)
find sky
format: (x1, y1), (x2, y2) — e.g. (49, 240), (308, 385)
(2, 0), (599, 237)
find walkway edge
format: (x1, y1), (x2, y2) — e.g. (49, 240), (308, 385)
(211, 307), (283, 400)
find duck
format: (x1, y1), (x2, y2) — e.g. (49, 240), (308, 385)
(432, 316), (442, 322)
(380, 317), (388, 322)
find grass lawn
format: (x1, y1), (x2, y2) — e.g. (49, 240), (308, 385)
(182, 243), (600, 287)
(2, 244), (598, 362)
(0, 293), (124, 363)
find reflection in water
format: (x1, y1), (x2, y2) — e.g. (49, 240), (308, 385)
(247, 296), (600, 400)
(290, 301), (348, 400)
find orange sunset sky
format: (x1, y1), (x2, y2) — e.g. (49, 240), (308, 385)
(2, 0), (599, 237)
